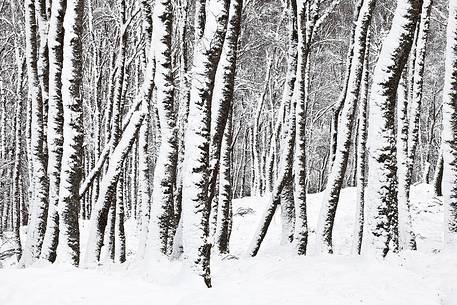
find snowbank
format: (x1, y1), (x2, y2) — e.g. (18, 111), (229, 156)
(0, 184), (455, 305)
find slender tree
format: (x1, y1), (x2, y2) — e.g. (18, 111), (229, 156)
(22, 0), (50, 265)
(316, 0), (375, 254)
(40, 0), (66, 263)
(442, 0), (457, 247)
(352, 31), (370, 254)
(55, 0), (84, 265)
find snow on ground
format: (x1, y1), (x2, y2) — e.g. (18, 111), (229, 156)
(0, 184), (456, 305)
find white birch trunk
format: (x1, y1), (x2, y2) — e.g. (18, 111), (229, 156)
(364, 0), (421, 256)
(441, 0), (457, 247)
(181, 0), (230, 287)
(55, 0), (84, 265)
(22, 0), (50, 266)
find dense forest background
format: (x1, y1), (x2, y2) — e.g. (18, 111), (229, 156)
(0, 0), (456, 295)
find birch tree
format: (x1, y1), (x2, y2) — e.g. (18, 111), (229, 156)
(181, 0), (230, 287)
(148, 0), (178, 256)
(55, 0), (84, 266)
(40, 0), (66, 263)
(316, 0), (375, 254)
(210, 0), (243, 250)
(352, 31), (370, 254)
(441, 0), (457, 247)
(22, 0), (50, 265)
(364, 0), (422, 256)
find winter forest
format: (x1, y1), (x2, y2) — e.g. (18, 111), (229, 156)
(0, 0), (456, 303)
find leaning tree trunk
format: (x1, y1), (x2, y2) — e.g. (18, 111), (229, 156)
(442, 0), (457, 247)
(248, 104), (296, 257)
(208, 0), (243, 239)
(55, 0), (84, 266)
(84, 111), (146, 265)
(399, 0), (432, 251)
(22, 0), (50, 266)
(364, 0), (421, 257)
(181, 0), (230, 288)
(316, 0), (375, 254)
(328, 0), (364, 170)
(40, 0), (66, 263)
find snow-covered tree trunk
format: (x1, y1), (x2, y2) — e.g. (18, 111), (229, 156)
(215, 112), (233, 254)
(55, 0), (84, 265)
(22, 0), (50, 266)
(135, 30), (157, 261)
(353, 34), (370, 254)
(11, 49), (26, 260)
(277, 1), (298, 247)
(181, 0), (230, 287)
(36, 0), (50, 149)
(0, 82), (5, 238)
(292, 0), (310, 255)
(84, 111), (146, 265)
(433, 150), (443, 197)
(397, 72), (417, 251)
(115, 174), (126, 263)
(442, 0), (457, 247)
(252, 60), (273, 196)
(130, 137), (138, 219)
(317, 0), (375, 254)
(148, 0), (178, 256)
(398, 0), (432, 251)
(328, 0), (364, 170)
(364, 0), (421, 257)
(40, 0), (65, 263)
(407, 0), (432, 175)
(249, 104), (296, 257)
(173, 0), (190, 258)
(277, 0), (298, 162)
(136, 114), (151, 259)
(208, 0), (242, 237)
(104, 198), (116, 262)
(280, 174), (295, 244)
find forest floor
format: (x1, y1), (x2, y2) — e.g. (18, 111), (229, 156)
(0, 184), (456, 305)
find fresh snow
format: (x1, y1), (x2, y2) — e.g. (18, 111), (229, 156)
(1, 184), (456, 305)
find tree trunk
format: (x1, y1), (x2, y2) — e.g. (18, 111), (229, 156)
(208, 0), (243, 239)
(215, 112), (233, 254)
(397, 73), (417, 251)
(115, 174), (126, 263)
(181, 0), (230, 288)
(364, 0), (421, 257)
(22, 0), (50, 266)
(432, 150), (443, 197)
(55, 0), (84, 265)
(441, 0), (457, 247)
(40, 0), (66, 263)
(84, 111), (145, 265)
(317, 0), (375, 254)
(248, 104), (296, 257)
(353, 33), (370, 254)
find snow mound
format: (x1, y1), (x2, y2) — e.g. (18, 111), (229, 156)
(0, 184), (455, 305)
